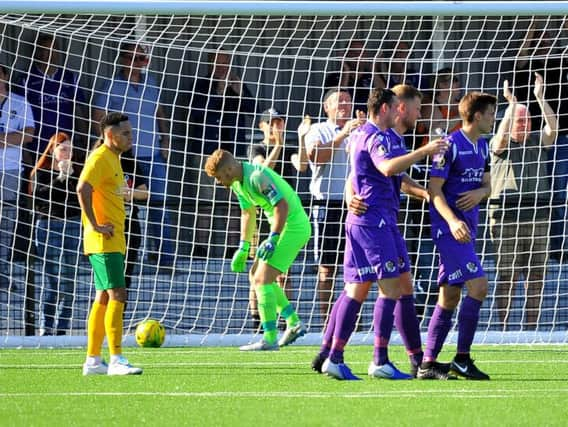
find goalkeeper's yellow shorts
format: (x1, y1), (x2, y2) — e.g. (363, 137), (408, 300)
(266, 217), (311, 273)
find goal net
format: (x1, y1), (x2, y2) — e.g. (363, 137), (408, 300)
(1, 2), (567, 346)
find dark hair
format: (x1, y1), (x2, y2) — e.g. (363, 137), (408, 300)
(118, 39), (138, 57)
(323, 88), (349, 103)
(100, 112), (129, 132)
(431, 67), (460, 91)
(367, 87), (396, 115)
(36, 33), (57, 48)
(458, 92), (497, 124)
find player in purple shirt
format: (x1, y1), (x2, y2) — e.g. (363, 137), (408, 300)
(417, 92), (496, 381)
(319, 87), (448, 380)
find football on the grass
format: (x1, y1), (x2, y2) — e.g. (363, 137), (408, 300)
(135, 319), (166, 348)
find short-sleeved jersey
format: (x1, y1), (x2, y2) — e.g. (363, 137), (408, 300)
(346, 121), (407, 227)
(304, 120), (350, 201)
(0, 93), (35, 171)
(94, 73), (160, 159)
(429, 129), (490, 239)
(79, 144), (126, 255)
(231, 162), (307, 226)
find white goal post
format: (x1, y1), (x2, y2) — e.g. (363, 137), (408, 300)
(1, 1), (568, 347)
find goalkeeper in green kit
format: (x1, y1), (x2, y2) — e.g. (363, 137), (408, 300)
(205, 149), (311, 350)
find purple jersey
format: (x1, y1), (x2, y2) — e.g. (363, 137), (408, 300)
(347, 121), (407, 226)
(429, 129), (490, 239)
(19, 66), (85, 154)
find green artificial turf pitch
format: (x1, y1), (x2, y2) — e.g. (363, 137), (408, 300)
(1, 345), (567, 426)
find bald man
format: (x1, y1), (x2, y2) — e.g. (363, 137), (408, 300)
(489, 72), (558, 331)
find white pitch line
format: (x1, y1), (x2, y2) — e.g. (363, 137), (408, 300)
(1, 390), (568, 399)
(2, 359), (568, 369)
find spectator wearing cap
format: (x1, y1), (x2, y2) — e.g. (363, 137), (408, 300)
(304, 89), (366, 320)
(246, 107), (296, 329)
(249, 108), (298, 184)
(92, 39), (175, 269)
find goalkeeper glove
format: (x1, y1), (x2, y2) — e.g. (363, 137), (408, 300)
(231, 241), (250, 273)
(256, 232), (280, 261)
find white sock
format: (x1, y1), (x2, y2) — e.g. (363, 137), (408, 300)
(86, 356), (101, 365)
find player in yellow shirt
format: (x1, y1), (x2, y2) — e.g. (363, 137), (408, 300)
(77, 112), (142, 375)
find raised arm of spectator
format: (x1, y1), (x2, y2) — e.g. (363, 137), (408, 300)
(307, 111), (365, 166)
(291, 115), (311, 172)
(533, 72), (558, 147)
(1, 126), (34, 147)
(491, 79), (517, 156)
(516, 22), (536, 69)
(261, 125), (284, 170)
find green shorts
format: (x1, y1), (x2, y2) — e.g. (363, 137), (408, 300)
(267, 218), (312, 273)
(88, 253), (126, 291)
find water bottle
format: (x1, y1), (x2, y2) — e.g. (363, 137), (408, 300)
(433, 128), (448, 164)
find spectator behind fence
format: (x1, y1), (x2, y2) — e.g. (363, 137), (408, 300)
(17, 33), (88, 268)
(420, 67), (463, 143)
(513, 22), (568, 263)
(121, 150), (149, 290)
(189, 50), (256, 157)
(324, 40), (384, 113)
(0, 64), (35, 289)
(29, 132), (81, 336)
(489, 73), (557, 331)
(18, 33), (88, 168)
(380, 41), (427, 91)
(92, 40), (175, 269)
(304, 89), (366, 320)
(187, 50), (256, 258)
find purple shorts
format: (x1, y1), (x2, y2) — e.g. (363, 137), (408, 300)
(434, 234), (485, 286)
(343, 222), (410, 283)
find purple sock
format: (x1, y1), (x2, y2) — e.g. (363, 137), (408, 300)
(373, 297), (396, 366)
(329, 295), (362, 364)
(319, 291), (346, 358)
(457, 296), (482, 354)
(424, 304), (454, 362)
(395, 294), (423, 368)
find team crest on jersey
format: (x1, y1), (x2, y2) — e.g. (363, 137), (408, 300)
(261, 183), (278, 200)
(466, 262), (478, 273)
(434, 156), (446, 169)
(398, 257), (405, 269)
(384, 261), (396, 273)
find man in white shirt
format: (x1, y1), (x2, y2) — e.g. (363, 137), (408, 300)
(0, 64), (35, 287)
(304, 89), (365, 319)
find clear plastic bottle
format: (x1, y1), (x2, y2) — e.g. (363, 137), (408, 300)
(433, 127), (448, 163)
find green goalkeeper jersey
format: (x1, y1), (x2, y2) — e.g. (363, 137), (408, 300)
(231, 162), (307, 226)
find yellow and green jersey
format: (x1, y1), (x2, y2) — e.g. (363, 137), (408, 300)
(78, 144), (126, 255)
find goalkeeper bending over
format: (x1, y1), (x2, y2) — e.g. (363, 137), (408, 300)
(205, 149), (311, 350)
